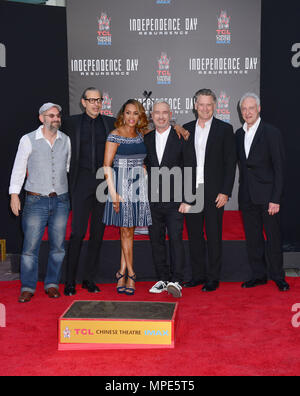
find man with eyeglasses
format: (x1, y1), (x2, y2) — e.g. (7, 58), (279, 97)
(63, 87), (115, 296)
(9, 103), (71, 303)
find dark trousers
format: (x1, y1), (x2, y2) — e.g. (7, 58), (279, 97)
(185, 202), (224, 282)
(66, 169), (106, 284)
(148, 203), (185, 283)
(241, 202), (285, 281)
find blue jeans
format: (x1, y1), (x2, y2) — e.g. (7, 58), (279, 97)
(21, 193), (70, 294)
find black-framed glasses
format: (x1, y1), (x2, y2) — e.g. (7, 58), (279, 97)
(84, 98), (103, 104)
(44, 113), (61, 119)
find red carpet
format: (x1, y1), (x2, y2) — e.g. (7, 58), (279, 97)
(1, 279), (300, 376)
(42, 211), (246, 241)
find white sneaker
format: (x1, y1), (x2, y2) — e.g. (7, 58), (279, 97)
(149, 281), (168, 294)
(167, 282), (182, 298)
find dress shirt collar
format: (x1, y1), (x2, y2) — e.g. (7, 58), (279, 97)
(155, 125), (171, 137)
(83, 112), (101, 123)
(35, 126), (62, 140)
(196, 116), (213, 130)
(243, 117), (261, 134)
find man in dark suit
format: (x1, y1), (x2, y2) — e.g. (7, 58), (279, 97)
(63, 87), (115, 296)
(144, 101), (194, 298)
(236, 92), (289, 291)
(183, 89), (237, 292)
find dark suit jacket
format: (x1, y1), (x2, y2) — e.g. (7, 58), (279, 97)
(183, 117), (237, 203)
(144, 127), (195, 204)
(61, 113), (115, 195)
(236, 120), (285, 205)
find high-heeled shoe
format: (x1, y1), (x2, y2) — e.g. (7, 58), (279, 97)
(116, 271), (126, 294)
(125, 273), (136, 296)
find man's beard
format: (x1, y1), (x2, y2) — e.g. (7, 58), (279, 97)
(45, 120), (61, 132)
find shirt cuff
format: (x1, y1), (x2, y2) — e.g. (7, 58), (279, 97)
(9, 186), (22, 195)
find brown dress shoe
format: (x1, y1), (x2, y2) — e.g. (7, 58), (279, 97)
(45, 287), (61, 299)
(18, 291), (34, 303)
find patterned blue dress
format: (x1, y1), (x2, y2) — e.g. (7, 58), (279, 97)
(103, 132), (152, 228)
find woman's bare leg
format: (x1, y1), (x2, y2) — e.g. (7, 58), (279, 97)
(120, 227), (136, 290)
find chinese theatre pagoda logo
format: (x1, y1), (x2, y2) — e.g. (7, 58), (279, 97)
(97, 12), (112, 46)
(63, 327), (71, 339)
(101, 92), (114, 116)
(157, 52), (171, 85)
(216, 91), (231, 123)
(216, 10), (231, 44)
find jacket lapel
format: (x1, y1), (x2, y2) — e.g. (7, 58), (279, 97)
(75, 115), (83, 164)
(204, 117), (218, 157)
(149, 131), (160, 168)
(240, 129), (247, 162)
(186, 121), (197, 162)
(159, 128), (176, 168)
(101, 115), (110, 136)
(247, 120), (264, 160)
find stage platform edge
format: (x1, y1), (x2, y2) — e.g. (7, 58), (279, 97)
(58, 301), (178, 351)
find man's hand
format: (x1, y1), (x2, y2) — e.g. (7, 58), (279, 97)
(268, 203), (280, 216)
(215, 194), (229, 209)
(174, 125), (190, 141)
(178, 203), (191, 214)
(10, 194), (21, 216)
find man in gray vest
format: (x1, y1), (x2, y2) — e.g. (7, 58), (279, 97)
(9, 103), (71, 303)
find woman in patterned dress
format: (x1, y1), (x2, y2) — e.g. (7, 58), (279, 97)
(103, 99), (152, 295)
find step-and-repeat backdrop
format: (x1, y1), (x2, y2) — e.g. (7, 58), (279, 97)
(66, 0), (261, 209)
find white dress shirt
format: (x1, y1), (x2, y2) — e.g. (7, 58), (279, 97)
(9, 126), (71, 195)
(195, 117), (212, 186)
(243, 117), (261, 158)
(155, 126), (171, 165)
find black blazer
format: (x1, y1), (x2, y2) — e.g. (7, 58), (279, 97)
(62, 113), (116, 195)
(236, 120), (285, 205)
(183, 117), (237, 203)
(144, 127), (195, 204)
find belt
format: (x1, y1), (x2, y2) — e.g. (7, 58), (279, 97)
(27, 191), (57, 197)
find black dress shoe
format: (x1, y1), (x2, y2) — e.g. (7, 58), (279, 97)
(275, 280), (290, 292)
(82, 280), (100, 293)
(183, 280), (205, 288)
(202, 281), (219, 292)
(241, 278), (268, 289)
(64, 283), (76, 296)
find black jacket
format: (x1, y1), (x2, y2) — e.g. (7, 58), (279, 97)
(144, 127), (195, 204)
(183, 117), (237, 203)
(236, 120), (285, 205)
(61, 113), (115, 195)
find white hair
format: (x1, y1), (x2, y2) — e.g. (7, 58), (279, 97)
(239, 92), (261, 109)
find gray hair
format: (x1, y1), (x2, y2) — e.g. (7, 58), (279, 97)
(152, 100), (171, 111)
(239, 92), (261, 109)
(194, 89), (217, 104)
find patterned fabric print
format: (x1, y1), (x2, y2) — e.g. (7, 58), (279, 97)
(103, 133), (152, 228)
(113, 157), (145, 168)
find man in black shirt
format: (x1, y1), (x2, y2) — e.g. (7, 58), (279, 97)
(63, 87), (115, 296)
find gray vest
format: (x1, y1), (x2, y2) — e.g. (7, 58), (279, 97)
(24, 129), (69, 195)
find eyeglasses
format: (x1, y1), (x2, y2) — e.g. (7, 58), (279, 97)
(44, 113), (61, 119)
(84, 98), (103, 104)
